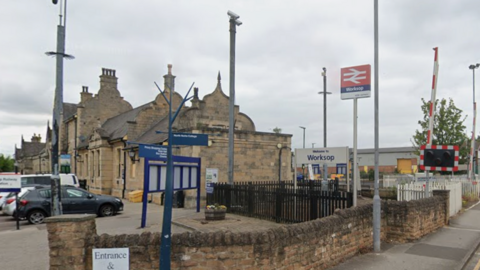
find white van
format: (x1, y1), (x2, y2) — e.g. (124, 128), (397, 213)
(20, 174), (80, 188)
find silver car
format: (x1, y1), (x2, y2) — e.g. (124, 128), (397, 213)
(2, 187), (37, 217)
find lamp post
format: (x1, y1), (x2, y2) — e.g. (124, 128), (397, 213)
(319, 67), (332, 182)
(299, 126), (306, 179)
(469, 63), (480, 181)
(46, 0), (74, 216)
(299, 126), (306, 148)
(228, 11), (242, 186)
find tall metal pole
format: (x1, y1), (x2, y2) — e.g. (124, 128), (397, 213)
(160, 85), (174, 269)
(373, 0), (381, 253)
(299, 126), (306, 148)
(228, 11), (241, 185)
(319, 68), (331, 182)
(469, 64), (479, 180)
(47, 0), (73, 216)
(353, 98), (358, 207)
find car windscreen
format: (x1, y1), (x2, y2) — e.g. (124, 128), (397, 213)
(21, 176), (51, 186)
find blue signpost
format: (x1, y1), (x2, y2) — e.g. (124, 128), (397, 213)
(153, 81), (195, 270)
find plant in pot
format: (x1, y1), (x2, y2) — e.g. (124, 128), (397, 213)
(205, 203), (227, 220)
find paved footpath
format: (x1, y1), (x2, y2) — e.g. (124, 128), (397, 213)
(331, 202), (480, 270)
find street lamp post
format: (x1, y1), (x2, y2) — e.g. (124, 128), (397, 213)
(319, 67), (332, 182)
(299, 126), (306, 148)
(46, 0), (74, 216)
(227, 11), (242, 186)
(469, 63), (480, 181)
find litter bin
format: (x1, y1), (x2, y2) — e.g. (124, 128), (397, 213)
(79, 179), (87, 190)
(172, 190), (185, 208)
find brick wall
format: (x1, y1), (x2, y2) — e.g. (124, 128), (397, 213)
(46, 192), (448, 270)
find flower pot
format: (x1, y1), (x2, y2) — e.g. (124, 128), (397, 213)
(205, 208), (226, 220)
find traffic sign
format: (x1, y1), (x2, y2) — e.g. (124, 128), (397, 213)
(340, 64), (371, 100)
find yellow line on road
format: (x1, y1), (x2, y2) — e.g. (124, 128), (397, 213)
(474, 258), (480, 270)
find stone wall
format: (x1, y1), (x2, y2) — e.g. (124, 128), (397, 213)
(46, 191), (448, 270)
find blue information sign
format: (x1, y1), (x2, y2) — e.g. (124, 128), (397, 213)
(172, 133), (208, 146)
(139, 144), (167, 160)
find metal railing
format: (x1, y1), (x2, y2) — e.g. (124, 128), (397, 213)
(207, 180), (353, 224)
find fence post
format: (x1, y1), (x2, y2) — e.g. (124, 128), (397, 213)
(275, 181), (285, 223)
(225, 183), (232, 211)
(248, 182), (254, 214)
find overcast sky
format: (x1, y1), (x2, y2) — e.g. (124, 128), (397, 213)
(1, 0), (479, 157)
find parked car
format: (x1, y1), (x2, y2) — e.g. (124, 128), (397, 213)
(0, 192), (10, 210)
(17, 186), (124, 224)
(20, 174), (80, 188)
(2, 187), (38, 217)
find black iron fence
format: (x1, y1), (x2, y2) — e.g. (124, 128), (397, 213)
(207, 180), (353, 224)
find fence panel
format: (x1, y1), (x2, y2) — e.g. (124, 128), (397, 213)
(207, 180), (353, 224)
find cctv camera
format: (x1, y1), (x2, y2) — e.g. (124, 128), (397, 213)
(227, 10), (240, 19)
(235, 20), (243, 26)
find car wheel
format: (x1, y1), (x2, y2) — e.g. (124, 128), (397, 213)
(99, 204), (114, 217)
(27, 210), (46, 224)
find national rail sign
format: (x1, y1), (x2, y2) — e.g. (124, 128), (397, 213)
(340, 64), (371, 100)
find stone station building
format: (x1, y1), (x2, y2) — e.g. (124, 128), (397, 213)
(15, 65), (293, 207)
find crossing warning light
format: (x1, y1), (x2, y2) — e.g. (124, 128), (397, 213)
(420, 145), (459, 172)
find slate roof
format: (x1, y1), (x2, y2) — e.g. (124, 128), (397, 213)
(63, 102), (78, 121)
(16, 141), (45, 158)
(133, 115), (170, 145)
(98, 102), (155, 141)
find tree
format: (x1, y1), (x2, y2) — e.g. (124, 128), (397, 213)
(0, 154), (14, 172)
(412, 98), (469, 163)
(273, 127), (282, 134)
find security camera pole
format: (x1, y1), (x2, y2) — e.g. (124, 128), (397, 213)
(228, 11), (242, 185)
(46, 0), (74, 216)
(318, 68), (331, 182)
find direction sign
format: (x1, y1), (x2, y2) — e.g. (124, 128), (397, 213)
(172, 133), (208, 146)
(340, 64), (371, 100)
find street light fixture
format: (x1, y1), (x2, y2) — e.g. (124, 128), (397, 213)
(227, 10), (242, 186)
(128, 149), (140, 163)
(469, 63), (480, 181)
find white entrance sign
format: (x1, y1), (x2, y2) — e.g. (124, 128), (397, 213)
(295, 147), (349, 165)
(93, 248), (129, 270)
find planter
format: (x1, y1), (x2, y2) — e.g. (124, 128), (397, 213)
(205, 209), (226, 220)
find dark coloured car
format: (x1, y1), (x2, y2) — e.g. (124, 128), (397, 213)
(17, 186), (124, 224)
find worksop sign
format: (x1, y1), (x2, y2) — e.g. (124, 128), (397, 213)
(295, 147), (349, 166)
(340, 64), (371, 100)
(93, 248), (129, 270)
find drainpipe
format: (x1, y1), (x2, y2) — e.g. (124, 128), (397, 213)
(74, 115), (77, 174)
(121, 136), (128, 199)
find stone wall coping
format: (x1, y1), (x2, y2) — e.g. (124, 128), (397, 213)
(45, 214), (96, 223)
